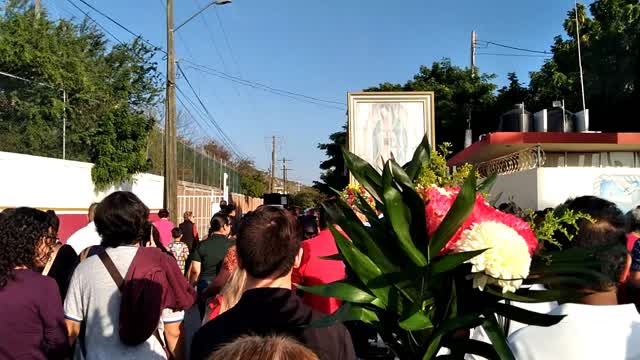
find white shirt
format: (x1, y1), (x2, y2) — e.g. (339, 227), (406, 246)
(508, 303), (640, 360)
(66, 221), (102, 254)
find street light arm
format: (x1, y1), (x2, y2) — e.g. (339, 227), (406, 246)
(174, 0), (231, 33)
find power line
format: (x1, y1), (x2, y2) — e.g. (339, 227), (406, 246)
(182, 61), (347, 110)
(75, 0), (165, 53)
(65, 0), (123, 44)
(476, 52), (551, 58)
(177, 63), (245, 158)
(476, 40), (552, 55)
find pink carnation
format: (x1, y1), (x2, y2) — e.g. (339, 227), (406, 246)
(423, 186), (538, 255)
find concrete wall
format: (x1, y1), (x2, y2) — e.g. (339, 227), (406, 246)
(489, 169), (539, 210)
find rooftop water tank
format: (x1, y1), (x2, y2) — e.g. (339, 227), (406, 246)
(498, 104), (532, 132)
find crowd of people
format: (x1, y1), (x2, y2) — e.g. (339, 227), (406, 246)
(2, 192), (640, 359)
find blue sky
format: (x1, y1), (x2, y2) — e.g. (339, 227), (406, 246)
(44, 0), (591, 184)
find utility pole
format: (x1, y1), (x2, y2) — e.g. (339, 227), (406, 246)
(270, 136), (276, 193)
(281, 158), (291, 194)
(465, 31), (477, 148)
(35, 0), (41, 19)
(164, 0), (178, 224)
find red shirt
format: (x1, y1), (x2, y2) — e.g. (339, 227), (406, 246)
(152, 218), (175, 248)
(628, 233), (640, 252)
(296, 229), (346, 314)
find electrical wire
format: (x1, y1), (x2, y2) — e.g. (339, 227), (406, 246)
(177, 64), (246, 158)
(476, 52), (551, 58)
(65, 0), (123, 44)
(476, 40), (552, 55)
(182, 60), (347, 110)
(75, 0), (165, 53)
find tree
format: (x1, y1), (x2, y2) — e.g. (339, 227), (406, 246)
(529, 0), (640, 131)
(290, 186), (324, 209)
(234, 158), (268, 198)
(313, 125), (348, 194)
(0, 6), (162, 189)
(495, 72), (531, 114)
(203, 138), (233, 162)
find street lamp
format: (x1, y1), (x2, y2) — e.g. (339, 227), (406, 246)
(164, 0), (232, 224)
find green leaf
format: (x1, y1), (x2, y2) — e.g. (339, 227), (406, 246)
(484, 286), (585, 303)
(311, 303), (380, 328)
(404, 133), (432, 181)
(428, 169), (477, 259)
(491, 302), (564, 327)
(430, 249), (487, 274)
(399, 309), (434, 331)
(422, 313), (485, 360)
(477, 173), (497, 193)
(295, 281), (378, 305)
(342, 148), (383, 203)
(318, 253), (344, 261)
(390, 160), (429, 253)
(326, 201), (400, 274)
(382, 162), (428, 267)
(331, 226), (390, 307)
(481, 315), (515, 360)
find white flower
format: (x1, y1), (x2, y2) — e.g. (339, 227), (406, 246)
(453, 221), (532, 293)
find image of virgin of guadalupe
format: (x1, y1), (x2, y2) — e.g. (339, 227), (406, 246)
(369, 103), (410, 172)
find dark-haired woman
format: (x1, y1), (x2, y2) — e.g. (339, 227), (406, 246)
(41, 210), (79, 300)
(141, 222), (173, 257)
(188, 213), (233, 319)
(0, 207), (69, 359)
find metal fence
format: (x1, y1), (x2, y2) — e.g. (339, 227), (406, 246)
(146, 128), (242, 193)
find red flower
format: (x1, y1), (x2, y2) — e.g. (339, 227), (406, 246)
(423, 186), (538, 255)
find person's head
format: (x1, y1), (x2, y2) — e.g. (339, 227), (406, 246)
(183, 211), (194, 222)
(158, 208), (170, 219)
(224, 203), (237, 218)
(219, 200), (228, 213)
(95, 191), (149, 248)
(556, 196), (628, 292)
(141, 222), (172, 255)
(219, 267), (247, 314)
(210, 213), (231, 236)
(299, 215), (318, 240)
(236, 206), (302, 281)
(626, 206), (640, 234)
(171, 227), (183, 241)
(88, 202), (99, 222)
(0, 207), (53, 287)
(46, 210), (60, 237)
(209, 335), (319, 360)
(498, 201), (525, 219)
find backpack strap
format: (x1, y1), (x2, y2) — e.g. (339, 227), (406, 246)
(98, 251), (124, 291)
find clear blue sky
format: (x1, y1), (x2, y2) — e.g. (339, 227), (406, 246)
(44, 0), (591, 184)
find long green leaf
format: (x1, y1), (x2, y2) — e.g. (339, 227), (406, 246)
(481, 315), (515, 360)
(391, 160), (429, 255)
(318, 253), (344, 261)
(477, 173), (497, 193)
(484, 286), (585, 303)
(311, 303), (380, 328)
(404, 133), (432, 181)
(399, 309), (434, 331)
(342, 148), (383, 203)
(326, 201), (400, 274)
(430, 249), (487, 274)
(331, 226), (390, 306)
(295, 281), (378, 305)
(428, 169), (477, 259)
(422, 313), (485, 360)
(491, 302), (564, 327)
(382, 162), (428, 267)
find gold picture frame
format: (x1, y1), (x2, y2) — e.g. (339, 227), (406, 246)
(347, 91), (436, 182)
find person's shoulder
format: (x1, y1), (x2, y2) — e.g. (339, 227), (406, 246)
(21, 270), (60, 292)
(193, 312), (237, 356)
(302, 312), (355, 360)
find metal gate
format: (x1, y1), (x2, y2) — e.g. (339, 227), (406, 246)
(177, 182), (225, 239)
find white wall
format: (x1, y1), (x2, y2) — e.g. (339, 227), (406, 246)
(0, 152), (164, 211)
(489, 169), (539, 210)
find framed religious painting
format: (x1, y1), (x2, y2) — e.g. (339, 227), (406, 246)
(347, 92), (435, 179)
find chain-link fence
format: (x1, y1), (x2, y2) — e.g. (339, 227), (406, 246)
(146, 128), (242, 193)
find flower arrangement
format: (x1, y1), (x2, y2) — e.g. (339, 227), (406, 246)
(299, 134), (606, 359)
(341, 183), (376, 210)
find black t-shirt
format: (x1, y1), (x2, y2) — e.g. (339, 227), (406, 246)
(191, 234), (232, 282)
(190, 288), (356, 360)
(46, 244), (79, 300)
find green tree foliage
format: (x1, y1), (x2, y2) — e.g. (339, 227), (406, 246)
(365, 59), (497, 155)
(529, 0), (640, 131)
(235, 158), (268, 198)
(314, 124), (348, 194)
(0, 5), (161, 189)
(290, 186), (324, 209)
